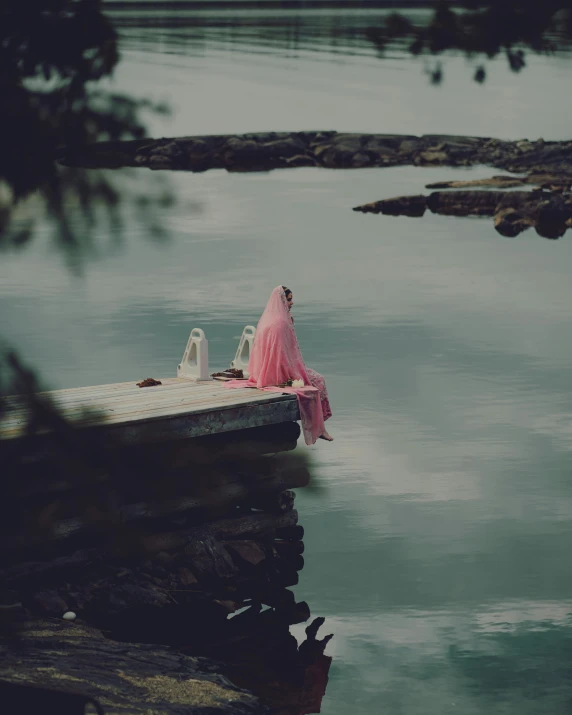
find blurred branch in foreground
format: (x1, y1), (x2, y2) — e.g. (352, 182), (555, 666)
(0, 0), (173, 270)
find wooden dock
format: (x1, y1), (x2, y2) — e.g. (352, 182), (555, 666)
(0, 377), (299, 444)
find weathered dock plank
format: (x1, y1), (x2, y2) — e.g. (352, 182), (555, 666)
(0, 377), (299, 443)
(3, 385), (282, 423)
(1, 377), (216, 406)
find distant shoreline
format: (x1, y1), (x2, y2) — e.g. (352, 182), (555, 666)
(104, 0), (453, 11)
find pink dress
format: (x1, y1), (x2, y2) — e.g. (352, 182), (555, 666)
(305, 367), (333, 422)
(225, 286), (332, 445)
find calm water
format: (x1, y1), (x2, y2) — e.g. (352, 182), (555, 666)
(3, 6), (572, 714)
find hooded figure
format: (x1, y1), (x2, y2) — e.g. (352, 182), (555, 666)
(225, 285), (332, 444)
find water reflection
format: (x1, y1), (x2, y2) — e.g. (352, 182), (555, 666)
(108, 2), (572, 75)
(314, 606), (572, 714)
(110, 4), (426, 52)
(103, 6), (572, 140)
(110, 3), (572, 56)
(3, 164), (572, 713)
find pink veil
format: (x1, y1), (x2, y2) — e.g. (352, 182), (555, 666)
(225, 286), (325, 445)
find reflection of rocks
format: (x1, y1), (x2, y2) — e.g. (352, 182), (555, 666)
(58, 131), (572, 176)
(199, 613), (332, 715)
(354, 189), (572, 239)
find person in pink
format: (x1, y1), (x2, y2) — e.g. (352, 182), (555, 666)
(225, 285), (333, 445)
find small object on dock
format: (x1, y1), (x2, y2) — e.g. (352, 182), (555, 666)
(276, 379), (305, 389)
(62, 611), (76, 621)
(137, 378), (163, 388)
(211, 368), (244, 379)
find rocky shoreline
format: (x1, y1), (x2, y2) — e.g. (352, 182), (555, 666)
(354, 187), (572, 239)
(58, 131), (572, 175)
(1, 422), (332, 715)
(58, 131), (572, 239)
(1, 618), (263, 715)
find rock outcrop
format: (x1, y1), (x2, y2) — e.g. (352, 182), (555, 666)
(0, 618), (262, 715)
(1, 421), (332, 714)
(354, 188), (572, 239)
(57, 131), (572, 238)
(58, 132), (572, 176)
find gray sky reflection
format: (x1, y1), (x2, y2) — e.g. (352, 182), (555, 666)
(2, 164), (572, 715)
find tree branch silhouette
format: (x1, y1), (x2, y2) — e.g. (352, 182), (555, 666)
(366, 1), (572, 85)
(1, 0), (171, 271)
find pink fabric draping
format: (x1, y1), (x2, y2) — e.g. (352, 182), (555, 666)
(224, 286), (330, 445)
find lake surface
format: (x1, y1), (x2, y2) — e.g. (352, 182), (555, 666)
(3, 5), (572, 714)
